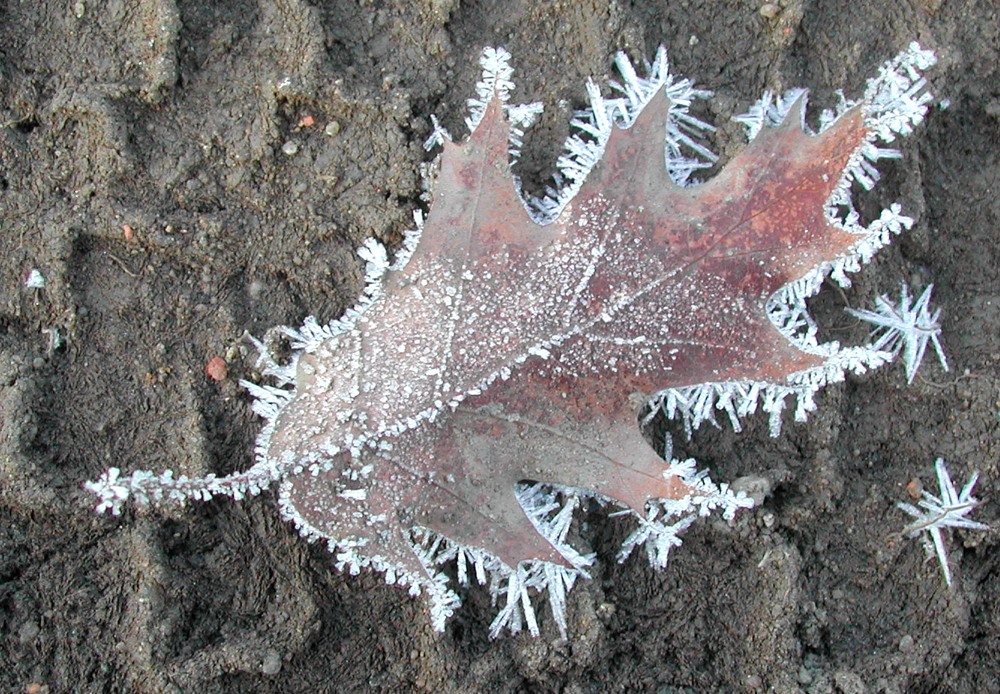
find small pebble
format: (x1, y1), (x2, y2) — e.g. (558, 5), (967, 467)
(24, 269), (45, 289)
(19, 619), (40, 645)
(205, 356), (228, 381)
(731, 474), (772, 506)
(759, 3), (781, 19)
(281, 141), (299, 156)
(261, 650), (282, 675)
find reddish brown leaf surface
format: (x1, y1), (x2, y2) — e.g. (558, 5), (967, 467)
(280, 84), (867, 577)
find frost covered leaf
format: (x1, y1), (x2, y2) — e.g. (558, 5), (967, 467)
(85, 43), (937, 637)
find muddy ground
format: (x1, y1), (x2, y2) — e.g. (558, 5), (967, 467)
(1, 1), (998, 692)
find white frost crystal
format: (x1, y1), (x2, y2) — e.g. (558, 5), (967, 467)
(616, 458), (754, 570)
(897, 459), (988, 587)
(847, 283), (949, 384)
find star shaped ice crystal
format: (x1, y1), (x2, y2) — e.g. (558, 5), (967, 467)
(848, 283), (949, 383)
(897, 458), (989, 586)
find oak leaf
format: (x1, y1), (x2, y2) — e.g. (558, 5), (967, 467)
(86, 44), (937, 637)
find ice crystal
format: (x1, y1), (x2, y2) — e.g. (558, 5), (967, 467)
(847, 283), (948, 383)
(897, 458), (988, 586)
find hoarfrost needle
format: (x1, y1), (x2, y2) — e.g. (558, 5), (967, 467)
(897, 458), (989, 586)
(847, 283), (948, 383)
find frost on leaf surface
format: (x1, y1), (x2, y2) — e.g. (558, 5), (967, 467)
(86, 43), (938, 637)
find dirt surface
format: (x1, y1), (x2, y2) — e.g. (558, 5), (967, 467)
(1, 1), (998, 692)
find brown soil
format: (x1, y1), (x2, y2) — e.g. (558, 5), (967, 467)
(1, 1), (997, 692)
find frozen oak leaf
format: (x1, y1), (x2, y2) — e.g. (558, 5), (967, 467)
(86, 43), (938, 637)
